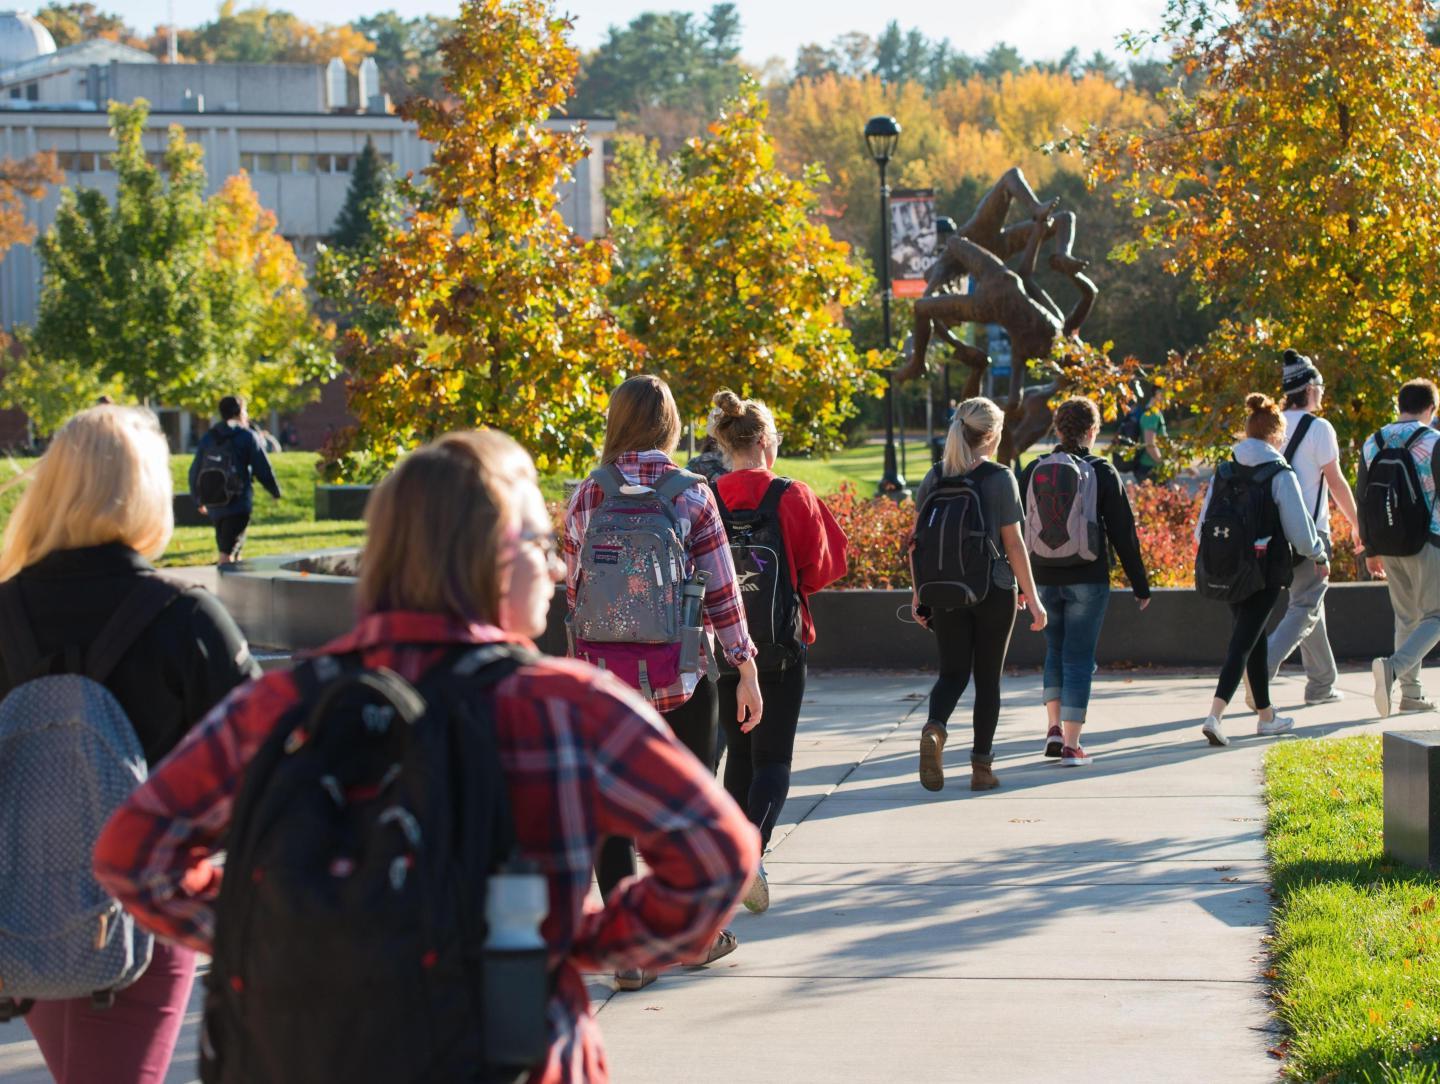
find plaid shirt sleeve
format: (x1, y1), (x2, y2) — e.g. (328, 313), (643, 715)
(93, 670), (302, 953)
(682, 484), (757, 666)
(562, 480), (601, 614)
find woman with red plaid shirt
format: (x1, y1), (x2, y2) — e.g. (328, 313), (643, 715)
(564, 374), (764, 991)
(94, 430), (759, 1084)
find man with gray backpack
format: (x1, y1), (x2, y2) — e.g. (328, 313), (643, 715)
(1019, 397), (1150, 766)
(1359, 378), (1440, 717)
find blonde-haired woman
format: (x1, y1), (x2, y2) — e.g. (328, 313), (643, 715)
(0, 406), (259, 1083)
(563, 374), (762, 988)
(912, 397), (1046, 792)
(710, 389), (848, 912)
(97, 430), (757, 1083)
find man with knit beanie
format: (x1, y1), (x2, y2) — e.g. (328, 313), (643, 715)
(1247, 349), (1360, 708)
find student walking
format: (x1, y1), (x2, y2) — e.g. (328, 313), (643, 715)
(910, 397), (1047, 792)
(188, 394), (281, 564)
(1251, 350), (1363, 707)
(95, 430), (759, 1084)
(1194, 394), (1325, 746)
(1133, 392), (1168, 484)
(709, 390), (848, 913)
(563, 374), (762, 989)
(0, 406), (259, 1084)
(1359, 379), (1440, 716)
(1019, 397), (1150, 766)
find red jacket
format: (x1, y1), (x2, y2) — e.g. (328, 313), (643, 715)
(714, 469), (849, 644)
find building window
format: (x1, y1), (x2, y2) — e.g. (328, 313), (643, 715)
(8, 88), (19, 100)
(273, 153), (292, 172)
(332, 153), (354, 173)
(24, 83), (37, 101)
(291, 153), (313, 173)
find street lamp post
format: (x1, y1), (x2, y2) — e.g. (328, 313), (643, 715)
(865, 115), (907, 498)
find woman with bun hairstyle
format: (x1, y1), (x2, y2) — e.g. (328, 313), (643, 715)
(1018, 397), (1151, 766)
(710, 389), (848, 913)
(564, 374), (762, 989)
(913, 397), (1047, 792)
(1194, 393), (1325, 746)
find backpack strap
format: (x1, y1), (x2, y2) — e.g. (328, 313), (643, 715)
(712, 481), (732, 525)
(84, 576), (187, 684)
(653, 467), (706, 503)
(589, 463), (628, 499)
(756, 477), (793, 520)
(1404, 427), (1431, 451)
(0, 580), (42, 685)
(1282, 413), (1316, 465)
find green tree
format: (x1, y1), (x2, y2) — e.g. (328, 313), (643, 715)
(314, 138), (399, 339)
(606, 83), (878, 451)
(351, 11), (454, 103)
(11, 100), (332, 431)
(1093, 0), (1440, 453)
(324, 0), (632, 482)
(35, 2), (138, 47)
(328, 138), (394, 251)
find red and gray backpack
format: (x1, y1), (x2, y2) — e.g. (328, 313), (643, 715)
(1023, 451), (1102, 567)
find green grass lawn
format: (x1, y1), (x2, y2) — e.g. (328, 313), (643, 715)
(1266, 736), (1440, 1082)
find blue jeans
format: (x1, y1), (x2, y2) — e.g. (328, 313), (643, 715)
(1039, 583), (1111, 723)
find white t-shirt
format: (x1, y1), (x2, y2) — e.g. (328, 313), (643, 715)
(1282, 409), (1340, 535)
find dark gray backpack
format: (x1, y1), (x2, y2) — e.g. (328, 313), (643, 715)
(0, 577), (181, 1020)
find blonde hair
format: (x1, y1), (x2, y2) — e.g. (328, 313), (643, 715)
(709, 389), (776, 456)
(0, 406), (173, 581)
(942, 397), (1005, 475)
(1244, 392), (1286, 444)
(358, 430), (535, 621)
(600, 375), (682, 464)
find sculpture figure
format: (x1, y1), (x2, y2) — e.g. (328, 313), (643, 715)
(894, 168), (1099, 460)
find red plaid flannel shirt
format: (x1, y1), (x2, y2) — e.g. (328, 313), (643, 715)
(93, 612), (759, 1084)
(563, 451), (756, 712)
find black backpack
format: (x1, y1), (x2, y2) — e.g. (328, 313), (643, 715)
(910, 464), (1002, 609)
(714, 478), (803, 672)
(202, 644), (548, 1084)
(1195, 459), (1292, 603)
(194, 429), (246, 509)
(1360, 427), (1432, 557)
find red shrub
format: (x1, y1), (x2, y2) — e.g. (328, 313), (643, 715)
(824, 482), (915, 589)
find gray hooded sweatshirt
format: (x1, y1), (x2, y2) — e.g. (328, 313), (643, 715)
(1195, 438), (1324, 560)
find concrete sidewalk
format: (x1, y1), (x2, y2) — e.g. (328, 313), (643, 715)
(0, 666), (1394, 1082)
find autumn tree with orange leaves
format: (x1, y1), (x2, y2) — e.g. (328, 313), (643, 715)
(1093, 0), (1440, 454)
(322, 0), (632, 481)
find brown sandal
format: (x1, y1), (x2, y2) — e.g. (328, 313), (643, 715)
(701, 929), (739, 965)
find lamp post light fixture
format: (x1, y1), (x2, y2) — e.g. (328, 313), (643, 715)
(865, 115), (908, 498)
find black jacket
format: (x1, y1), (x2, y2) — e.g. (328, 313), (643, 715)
(188, 422), (282, 521)
(0, 543), (261, 766)
(1019, 447), (1151, 597)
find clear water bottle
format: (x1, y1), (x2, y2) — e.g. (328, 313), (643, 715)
(483, 859), (550, 1071)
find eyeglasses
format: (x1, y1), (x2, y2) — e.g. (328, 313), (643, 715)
(510, 527), (563, 572)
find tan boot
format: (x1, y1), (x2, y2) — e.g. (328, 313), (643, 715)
(970, 753), (1000, 792)
(919, 723), (947, 791)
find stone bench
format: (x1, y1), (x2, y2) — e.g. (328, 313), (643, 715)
(1384, 730), (1440, 870)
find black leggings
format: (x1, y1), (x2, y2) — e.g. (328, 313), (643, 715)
(1214, 584), (1282, 709)
(926, 587), (1017, 757)
(719, 657), (807, 852)
(596, 675), (719, 901)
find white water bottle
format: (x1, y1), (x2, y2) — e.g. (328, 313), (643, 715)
(483, 860), (550, 1070)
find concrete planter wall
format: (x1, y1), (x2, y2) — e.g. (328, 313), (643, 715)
(314, 484), (373, 521)
(218, 554), (1419, 669)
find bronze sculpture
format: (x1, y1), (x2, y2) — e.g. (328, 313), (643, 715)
(894, 167), (1099, 460)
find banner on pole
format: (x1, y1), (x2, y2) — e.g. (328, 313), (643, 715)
(889, 188), (935, 298)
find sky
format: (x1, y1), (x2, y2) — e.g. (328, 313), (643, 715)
(107, 0), (1172, 67)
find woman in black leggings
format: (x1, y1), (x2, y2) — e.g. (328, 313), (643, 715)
(1197, 394), (1324, 746)
(912, 397), (1047, 792)
(709, 390), (849, 913)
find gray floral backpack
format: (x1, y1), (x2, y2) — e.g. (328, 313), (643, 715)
(0, 576), (182, 1020)
(571, 464), (707, 698)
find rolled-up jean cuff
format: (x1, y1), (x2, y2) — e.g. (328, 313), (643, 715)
(1042, 685), (1063, 705)
(1059, 704), (1088, 724)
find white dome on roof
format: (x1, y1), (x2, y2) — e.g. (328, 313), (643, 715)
(0, 11), (55, 68)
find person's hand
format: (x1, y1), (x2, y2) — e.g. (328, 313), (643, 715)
(911, 594), (931, 629)
(736, 659), (764, 734)
(1028, 602), (1048, 632)
(1316, 557), (1330, 581)
(1367, 555), (1388, 579)
(197, 505), (207, 515)
(1136, 596), (1151, 612)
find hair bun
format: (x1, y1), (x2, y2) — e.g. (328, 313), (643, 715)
(1246, 392), (1274, 413)
(712, 390), (744, 418)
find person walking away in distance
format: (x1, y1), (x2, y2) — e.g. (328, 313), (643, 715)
(1360, 379), (1440, 717)
(95, 430), (759, 1084)
(1133, 391), (1168, 484)
(1018, 397), (1150, 766)
(1195, 394), (1324, 746)
(188, 394), (281, 565)
(709, 389), (848, 914)
(910, 397), (1047, 792)
(0, 405), (259, 1084)
(563, 374), (762, 990)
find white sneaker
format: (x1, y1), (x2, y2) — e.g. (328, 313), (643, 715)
(1401, 695), (1438, 713)
(743, 862), (770, 914)
(1202, 716), (1229, 747)
(1256, 714), (1295, 737)
(1242, 672), (1257, 712)
(1373, 658), (1395, 718)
